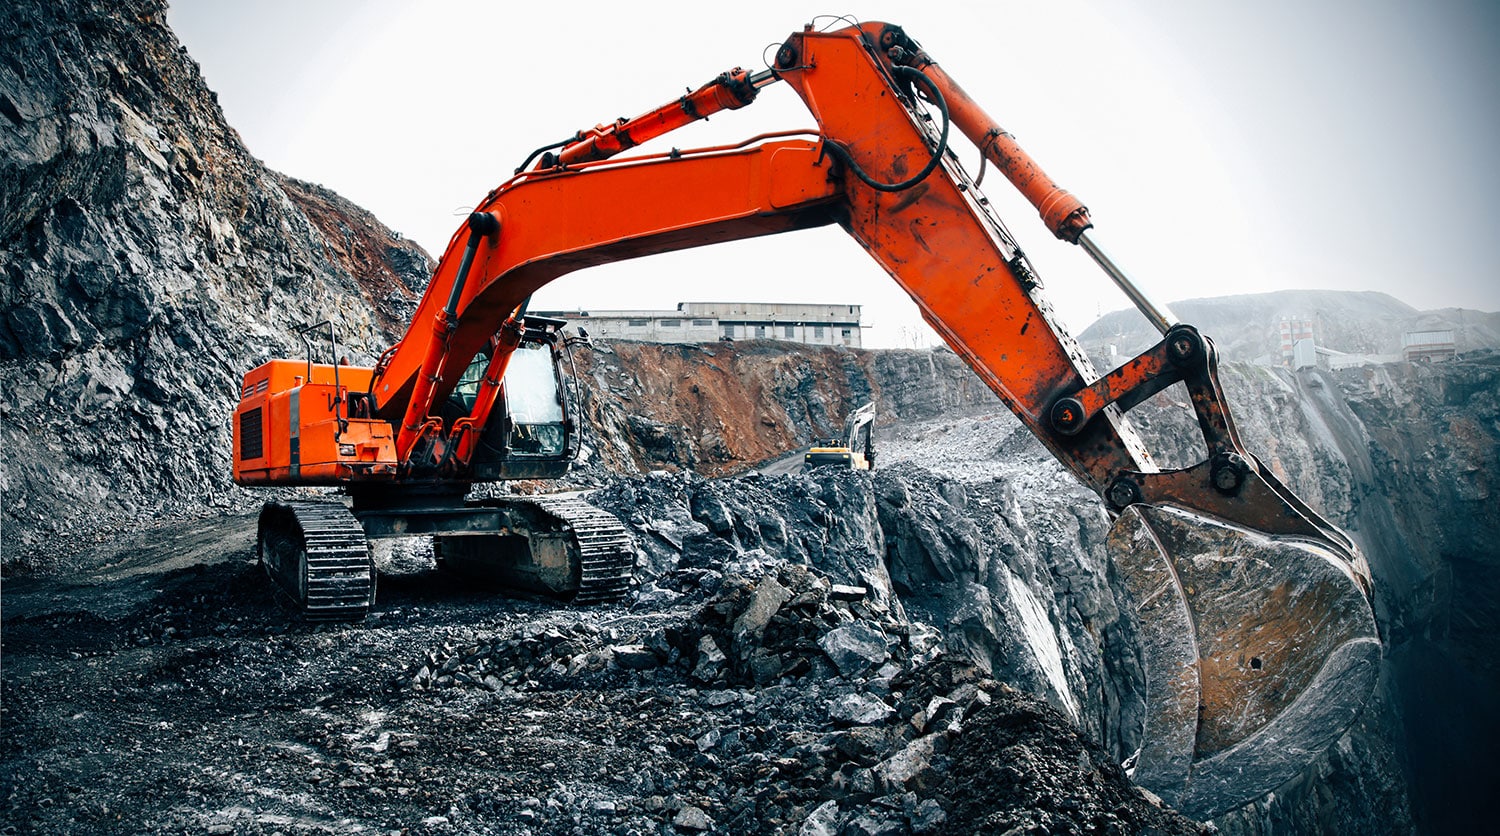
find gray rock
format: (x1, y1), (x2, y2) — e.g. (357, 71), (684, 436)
(747, 646), (788, 685)
(701, 690), (740, 708)
(843, 813), (907, 836)
(696, 729), (721, 752)
(914, 696), (958, 734)
(830, 584), (868, 601)
(692, 636), (727, 683)
(873, 734), (940, 791)
(833, 726), (893, 764)
(909, 798), (947, 833)
(832, 764), (878, 797)
(566, 651), (610, 677)
(609, 644), (660, 670)
(673, 805), (712, 831)
(632, 585), (684, 610)
(690, 488), (735, 535)
(907, 623), (945, 666)
(733, 574), (792, 645)
(798, 800), (839, 836)
(829, 693), (895, 726)
(818, 622), (889, 677)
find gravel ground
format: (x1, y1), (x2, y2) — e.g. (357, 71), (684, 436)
(0, 470), (1206, 836)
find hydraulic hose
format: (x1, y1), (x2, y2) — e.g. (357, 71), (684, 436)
(821, 65), (950, 192)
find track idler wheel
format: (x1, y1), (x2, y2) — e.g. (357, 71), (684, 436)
(1108, 503), (1380, 818)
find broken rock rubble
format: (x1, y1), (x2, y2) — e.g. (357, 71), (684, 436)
(391, 478), (1205, 834)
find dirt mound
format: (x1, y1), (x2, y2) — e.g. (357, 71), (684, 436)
(941, 686), (1198, 835)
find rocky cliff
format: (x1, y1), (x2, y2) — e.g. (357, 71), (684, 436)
(0, 0), (431, 570)
(1124, 354), (1500, 834)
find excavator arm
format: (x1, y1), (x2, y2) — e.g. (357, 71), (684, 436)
(349, 20), (1376, 818)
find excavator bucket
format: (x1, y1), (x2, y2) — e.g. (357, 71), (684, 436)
(1108, 503), (1381, 818)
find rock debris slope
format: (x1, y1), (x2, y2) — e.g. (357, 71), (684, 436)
(2, 468), (1205, 835)
(0, 0), (430, 571)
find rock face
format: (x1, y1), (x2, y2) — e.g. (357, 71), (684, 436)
(0, 0), (430, 570)
(1216, 356), (1500, 836)
(570, 340), (998, 476)
(1101, 335), (1500, 827)
(880, 354), (1500, 834)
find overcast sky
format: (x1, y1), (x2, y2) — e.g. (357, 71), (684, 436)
(167, 0), (1499, 348)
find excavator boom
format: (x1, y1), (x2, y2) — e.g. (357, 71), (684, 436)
(233, 19), (1378, 818)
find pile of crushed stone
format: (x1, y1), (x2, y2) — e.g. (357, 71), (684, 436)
(385, 558), (1202, 835)
(4, 467), (1203, 834)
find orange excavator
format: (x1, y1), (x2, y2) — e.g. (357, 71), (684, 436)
(231, 20), (1378, 817)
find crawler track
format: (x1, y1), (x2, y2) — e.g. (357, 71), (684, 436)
(431, 495), (636, 605)
(525, 495), (635, 604)
(257, 500), (375, 621)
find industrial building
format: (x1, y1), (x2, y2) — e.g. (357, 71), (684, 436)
(1401, 330), (1457, 362)
(537, 302), (863, 347)
(1279, 316), (1403, 371)
(1278, 318), (1316, 367)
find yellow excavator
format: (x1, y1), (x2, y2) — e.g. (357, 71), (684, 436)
(804, 402), (876, 470)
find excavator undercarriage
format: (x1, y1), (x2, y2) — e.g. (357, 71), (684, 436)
(256, 494), (635, 618)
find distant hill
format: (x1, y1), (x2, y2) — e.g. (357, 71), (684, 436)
(1078, 289), (1500, 364)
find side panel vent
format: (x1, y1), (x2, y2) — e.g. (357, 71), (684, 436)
(239, 408), (264, 460)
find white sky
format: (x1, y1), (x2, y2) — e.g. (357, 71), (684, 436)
(168, 0), (1499, 348)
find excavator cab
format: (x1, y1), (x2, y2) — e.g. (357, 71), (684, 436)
(455, 316), (580, 481)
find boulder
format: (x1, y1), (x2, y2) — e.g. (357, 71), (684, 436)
(829, 693), (896, 726)
(819, 622), (889, 678)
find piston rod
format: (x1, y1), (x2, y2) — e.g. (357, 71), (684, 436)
(1078, 229), (1178, 335)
